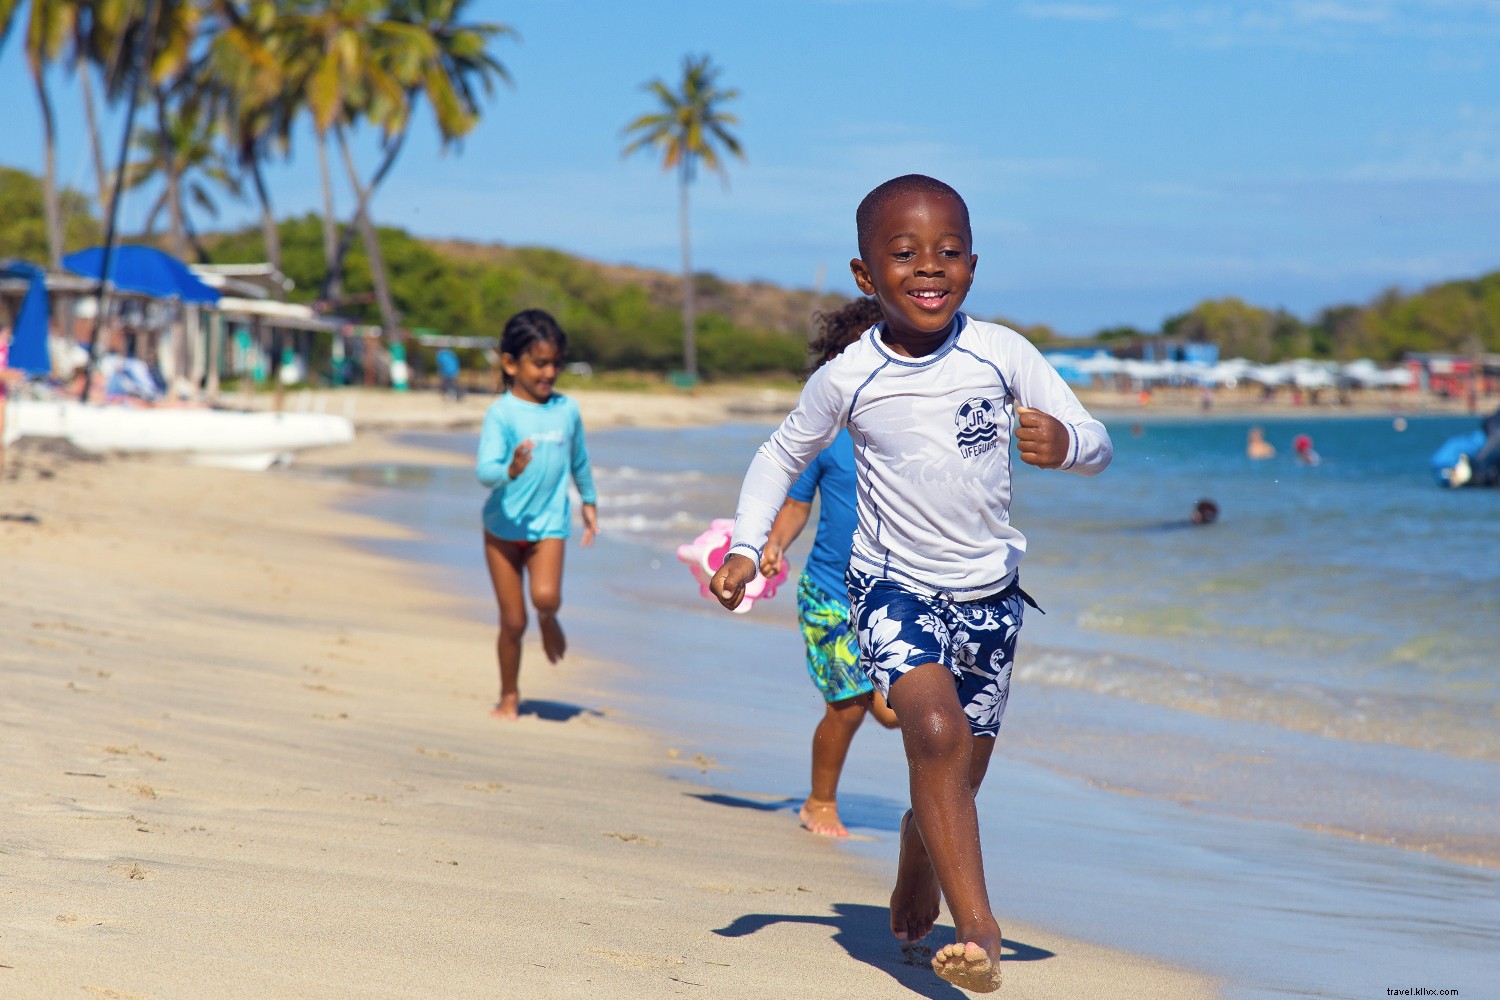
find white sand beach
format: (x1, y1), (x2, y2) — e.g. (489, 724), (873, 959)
(0, 399), (1222, 999)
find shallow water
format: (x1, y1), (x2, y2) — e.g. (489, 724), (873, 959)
(323, 412), (1499, 1000)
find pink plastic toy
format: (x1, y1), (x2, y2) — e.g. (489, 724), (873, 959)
(676, 518), (788, 614)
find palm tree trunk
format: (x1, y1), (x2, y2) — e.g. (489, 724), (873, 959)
(246, 156), (283, 282)
(328, 128), (406, 301)
(335, 127), (400, 336)
(357, 211), (399, 337)
(79, 67), (109, 207)
(678, 162), (696, 379)
(316, 133), (342, 305)
(30, 60), (63, 270)
(183, 210), (208, 264)
(156, 90), (188, 260)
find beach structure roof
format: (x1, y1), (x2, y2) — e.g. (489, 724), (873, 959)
(63, 246), (220, 304)
(189, 262), (293, 301)
(215, 296), (342, 333)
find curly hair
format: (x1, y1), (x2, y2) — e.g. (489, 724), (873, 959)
(807, 297), (883, 373)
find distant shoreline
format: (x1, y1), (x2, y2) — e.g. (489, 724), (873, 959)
(249, 382), (1494, 445)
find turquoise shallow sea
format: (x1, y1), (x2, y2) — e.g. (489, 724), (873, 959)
(326, 411), (1499, 1000)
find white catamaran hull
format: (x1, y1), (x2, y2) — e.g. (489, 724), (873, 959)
(3, 400), (355, 470)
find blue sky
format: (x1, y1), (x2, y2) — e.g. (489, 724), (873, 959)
(3, 0), (1499, 335)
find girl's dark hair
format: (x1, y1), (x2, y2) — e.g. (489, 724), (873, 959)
(807, 297), (882, 374)
(499, 309), (567, 387)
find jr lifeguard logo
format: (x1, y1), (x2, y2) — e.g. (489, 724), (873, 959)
(955, 397), (1000, 458)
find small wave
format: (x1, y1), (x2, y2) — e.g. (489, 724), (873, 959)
(598, 511), (703, 535)
(595, 465), (711, 484)
(1017, 646), (1500, 761)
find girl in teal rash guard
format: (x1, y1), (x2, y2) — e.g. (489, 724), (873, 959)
(477, 310), (599, 720)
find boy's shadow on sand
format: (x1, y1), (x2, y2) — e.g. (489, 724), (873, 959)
(688, 790), (908, 832)
(715, 903), (1054, 998)
(688, 792), (800, 813)
(516, 699), (600, 722)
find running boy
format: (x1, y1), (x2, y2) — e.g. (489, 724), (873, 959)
(709, 175), (1112, 993)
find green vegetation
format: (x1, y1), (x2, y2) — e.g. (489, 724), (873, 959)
(204, 214), (823, 379)
(2, 162), (1494, 373)
(0, 166), (101, 262)
(0, 0), (513, 333)
(1163, 285), (1500, 363)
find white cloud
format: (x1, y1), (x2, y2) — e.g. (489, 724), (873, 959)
(1015, 3), (1120, 20)
(1123, 1), (1500, 48)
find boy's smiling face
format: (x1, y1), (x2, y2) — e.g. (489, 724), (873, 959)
(849, 189), (976, 354)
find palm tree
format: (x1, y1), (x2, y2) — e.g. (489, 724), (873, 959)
(622, 54), (744, 380)
(69, 0), (135, 211)
(276, 0), (418, 319)
(1, 0), (81, 269)
(122, 86), (240, 261)
(316, 0), (512, 331)
(204, 0), (293, 274)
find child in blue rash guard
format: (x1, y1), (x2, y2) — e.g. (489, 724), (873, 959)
(760, 297), (899, 840)
(710, 175), (1112, 993)
(477, 310), (599, 721)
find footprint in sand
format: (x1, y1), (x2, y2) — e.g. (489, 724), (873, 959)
(102, 745), (165, 761)
(603, 831), (662, 846)
(109, 863), (151, 880)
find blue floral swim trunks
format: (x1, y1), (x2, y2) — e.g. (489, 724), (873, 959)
(797, 572), (875, 704)
(846, 567), (1031, 737)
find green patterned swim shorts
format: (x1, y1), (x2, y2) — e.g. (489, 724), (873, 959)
(797, 571), (874, 704)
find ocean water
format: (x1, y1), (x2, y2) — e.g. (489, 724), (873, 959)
(324, 412), (1499, 1000)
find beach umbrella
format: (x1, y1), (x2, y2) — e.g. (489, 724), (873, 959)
(1291, 363), (1337, 389)
(1072, 352), (1125, 376)
(62, 246), (220, 304)
(1245, 363), (1291, 386)
(0, 260), (52, 375)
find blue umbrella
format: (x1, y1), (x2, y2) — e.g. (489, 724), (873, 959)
(63, 245), (220, 304)
(1, 260), (52, 376)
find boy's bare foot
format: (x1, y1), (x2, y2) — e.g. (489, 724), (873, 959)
(490, 694), (520, 720)
(539, 615), (567, 664)
(890, 810), (941, 943)
(799, 798), (850, 838)
(932, 938), (1002, 993)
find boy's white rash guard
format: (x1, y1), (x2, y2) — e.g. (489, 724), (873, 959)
(728, 314), (1113, 599)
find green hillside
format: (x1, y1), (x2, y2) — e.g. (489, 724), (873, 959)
(4, 165), (1496, 373)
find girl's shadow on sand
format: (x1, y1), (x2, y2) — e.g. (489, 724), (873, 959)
(714, 903), (1054, 998)
(516, 699), (601, 722)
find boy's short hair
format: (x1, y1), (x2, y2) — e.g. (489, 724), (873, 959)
(856, 174), (972, 260)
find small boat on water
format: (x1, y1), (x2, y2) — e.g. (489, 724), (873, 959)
(1430, 409), (1500, 488)
(3, 399), (354, 471)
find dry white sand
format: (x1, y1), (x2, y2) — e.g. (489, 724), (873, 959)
(0, 418), (1221, 998)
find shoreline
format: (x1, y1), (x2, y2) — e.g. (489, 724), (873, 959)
(0, 434), (1221, 998)
(242, 382), (1495, 437)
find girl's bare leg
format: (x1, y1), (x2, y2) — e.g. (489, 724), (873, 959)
(525, 538), (567, 663)
(802, 694), (871, 837)
(483, 533), (529, 719)
(887, 662), (1002, 993)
